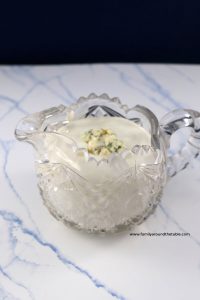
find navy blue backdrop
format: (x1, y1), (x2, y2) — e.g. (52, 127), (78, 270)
(0, 1), (200, 64)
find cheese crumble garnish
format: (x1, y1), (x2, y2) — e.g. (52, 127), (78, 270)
(82, 128), (124, 156)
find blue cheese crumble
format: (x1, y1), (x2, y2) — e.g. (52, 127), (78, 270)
(82, 128), (124, 156)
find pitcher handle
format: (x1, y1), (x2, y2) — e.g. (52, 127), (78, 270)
(160, 109), (200, 177)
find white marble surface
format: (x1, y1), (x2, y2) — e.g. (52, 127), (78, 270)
(0, 64), (200, 300)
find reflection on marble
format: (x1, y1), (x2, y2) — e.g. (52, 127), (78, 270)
(0, 64), (200, 300)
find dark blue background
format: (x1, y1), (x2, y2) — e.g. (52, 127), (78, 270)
(1, 1), (200, 64)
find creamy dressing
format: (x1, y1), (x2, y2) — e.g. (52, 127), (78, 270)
(59, 116), (152, 150)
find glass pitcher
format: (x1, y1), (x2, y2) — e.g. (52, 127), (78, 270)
(15, 93), (200, 233)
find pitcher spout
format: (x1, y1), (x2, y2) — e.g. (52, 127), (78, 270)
(15, 105), (66, 142)
(14, 106), (80, 169)
(15, 112), (41, 144)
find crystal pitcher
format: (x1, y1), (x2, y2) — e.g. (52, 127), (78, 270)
(15, 94), (200, 233)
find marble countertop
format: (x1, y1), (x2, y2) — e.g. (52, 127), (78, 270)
(0, 64), (200, 300)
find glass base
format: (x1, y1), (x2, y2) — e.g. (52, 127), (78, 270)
(39, 185), (163, 234)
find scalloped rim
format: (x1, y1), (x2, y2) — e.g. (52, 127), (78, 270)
(76, 92), (131, 113)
